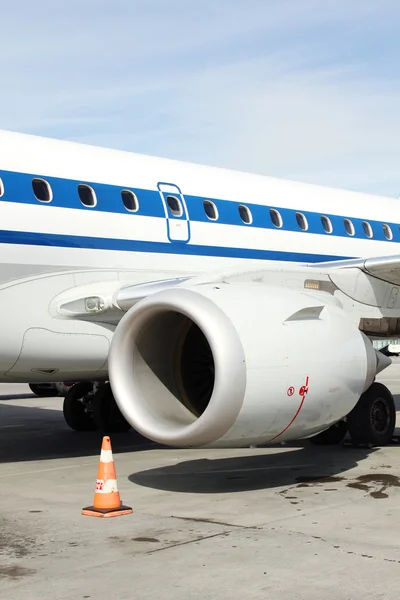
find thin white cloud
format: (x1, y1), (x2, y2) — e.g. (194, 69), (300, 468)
(0, 0), (400, 196)
(165, 58), (400, 196)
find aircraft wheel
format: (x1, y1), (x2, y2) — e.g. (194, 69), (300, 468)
(91, 382), (132, 433)
(347, 382), (396, 447)
(310, 420), (348, 445)
(63, 382), (97, 431)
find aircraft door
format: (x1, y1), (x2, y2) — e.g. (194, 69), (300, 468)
(158, 182), (191, 243)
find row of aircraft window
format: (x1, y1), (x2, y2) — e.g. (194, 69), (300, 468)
(0, 175), (395, 241)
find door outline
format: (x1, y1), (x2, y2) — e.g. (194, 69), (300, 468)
(157, 182), (191, 243)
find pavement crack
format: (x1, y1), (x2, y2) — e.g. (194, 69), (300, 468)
(283, 529), (398, 563)
(146, 531), (229, 555)
(171, 515), (258, 529)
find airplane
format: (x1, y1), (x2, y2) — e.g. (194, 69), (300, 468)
(0, 128), (399, 448)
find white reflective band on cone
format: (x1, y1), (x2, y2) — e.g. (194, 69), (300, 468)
(100, 449), (114, 463)
(95, 479), (119, 493)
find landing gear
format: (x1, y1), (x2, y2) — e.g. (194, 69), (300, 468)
(310, 420), (348, 445)
(91, 382), (131, 433)
(62, 381), (131, 433)
(63, 382), (97, 431)
(347, 382), (396, 447)
(309, 382), (396, 448)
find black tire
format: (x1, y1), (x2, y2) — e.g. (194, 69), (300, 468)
(29, 383), (56, 397)
(92, 382), (132, 433)
(310, 420), (348, 445)
(347, 382), (396, 447)
(63, 382), (97, 431)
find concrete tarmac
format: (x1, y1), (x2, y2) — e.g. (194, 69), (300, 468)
(2, 362), (400, 599)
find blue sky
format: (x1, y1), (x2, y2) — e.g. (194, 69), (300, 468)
(1, 0), (400, 196)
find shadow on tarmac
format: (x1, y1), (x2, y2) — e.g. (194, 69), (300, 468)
(2, 391), (400, 491)
(0, 401), (155, 463)
(128, 393), (400, 494)
(129, 443), (379, 494)
(0, 394), (38, 401)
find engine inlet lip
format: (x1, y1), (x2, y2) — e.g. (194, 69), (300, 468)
(109, 288), (246, 446)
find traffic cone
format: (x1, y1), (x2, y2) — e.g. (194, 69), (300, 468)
(82, 436), (133, 518)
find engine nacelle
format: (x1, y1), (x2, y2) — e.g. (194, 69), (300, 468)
(109, 282), (380, 448)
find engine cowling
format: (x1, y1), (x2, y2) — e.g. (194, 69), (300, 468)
(108, 282), (380, 448)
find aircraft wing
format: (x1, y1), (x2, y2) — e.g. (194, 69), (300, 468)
(51, 254), (400, 326)
(60, 254), (400, 321)
(311, 254), (400, 285)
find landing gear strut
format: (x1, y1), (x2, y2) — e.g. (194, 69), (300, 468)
(347, 382), (396, 447)
(63, 381), (131, 433)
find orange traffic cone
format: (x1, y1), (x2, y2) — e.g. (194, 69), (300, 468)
(82, 436), (133, 518)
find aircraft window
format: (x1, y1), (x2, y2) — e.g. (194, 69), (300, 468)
(344, 218), (355, 236)
(166, 195), (183, 217)
(203, 200), (218, 220)
(296, 212), (308, 231)
(321, 215), (333, 234)
(0, 177), (3, 197)
(121, 190), (139, 212)
(238, 204), (252, 224)
(32, 178), (52, 202)
(269, 208), (282, 228)
(383, 223), (393, 240)
(362, 221), (373, 238)
(78, 184), (97, 207)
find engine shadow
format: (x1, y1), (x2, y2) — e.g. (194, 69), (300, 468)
(129, 443), (379, 494)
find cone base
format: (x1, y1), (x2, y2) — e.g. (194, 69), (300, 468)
(82, 504), (133, 518)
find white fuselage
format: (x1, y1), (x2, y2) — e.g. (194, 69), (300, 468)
(0, 128), (399, 286)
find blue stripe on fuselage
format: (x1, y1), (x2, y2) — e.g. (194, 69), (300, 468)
(0, 168), (398, 243)
(0, 228), (348, 263)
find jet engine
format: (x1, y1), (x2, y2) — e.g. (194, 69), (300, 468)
(108, 283), (381, 448)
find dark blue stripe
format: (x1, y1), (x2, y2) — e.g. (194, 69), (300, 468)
(0, 229), (348, 263)
(0, 168), (398, 244)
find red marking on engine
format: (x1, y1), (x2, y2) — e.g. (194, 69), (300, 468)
(287, 386), (295, 397)
(299, 377), (309, 399)
(269, 376), (310, 442)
